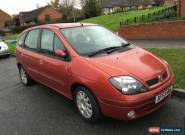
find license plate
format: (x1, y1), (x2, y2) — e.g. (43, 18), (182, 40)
(155, 86), (173, 104)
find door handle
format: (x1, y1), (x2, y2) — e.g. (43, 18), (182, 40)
(39, 60), (44, 65)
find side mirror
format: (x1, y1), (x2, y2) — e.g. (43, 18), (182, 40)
(55, 50), (66, 57)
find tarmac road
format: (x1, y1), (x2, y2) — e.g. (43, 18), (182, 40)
(0, 57), (184, 135)
(129, 39), (185, 48)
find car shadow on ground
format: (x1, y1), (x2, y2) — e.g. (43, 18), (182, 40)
(0, 55), (11, 60)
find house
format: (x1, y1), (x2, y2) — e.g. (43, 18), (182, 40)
(5, 15), (20, 27)
(0, 9), (11, 29)
(101, 0), (162, 14)
(164, 0), (177, 5)
(19, 6), (63, 26)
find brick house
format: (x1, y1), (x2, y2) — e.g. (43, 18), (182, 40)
(19, 6), (63, 25)
(164, 0), (177, 5)
(101, 0), (174, 14)
(0, 9), (11, 29)
(101, 0), (158, 14)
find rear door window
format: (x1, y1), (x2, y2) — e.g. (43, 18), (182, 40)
(25, 29), (40, 51)
(18, 32), (27, 46)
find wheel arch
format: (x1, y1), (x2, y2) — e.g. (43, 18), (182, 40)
(70, 83), (100, 105)
(70, 82), (102, 114)
(70, 83), (96, 99)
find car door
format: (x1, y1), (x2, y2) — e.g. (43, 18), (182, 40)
(21, 29), (41, 80)
(38, 28), (70, 95)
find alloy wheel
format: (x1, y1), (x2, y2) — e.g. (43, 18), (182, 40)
(20, 68), (28, 84)
(76, 90), (93, 119)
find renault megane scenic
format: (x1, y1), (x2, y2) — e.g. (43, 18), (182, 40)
(16, 23), (174, 122)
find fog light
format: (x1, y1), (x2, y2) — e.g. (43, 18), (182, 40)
(127, 110), (135, 118)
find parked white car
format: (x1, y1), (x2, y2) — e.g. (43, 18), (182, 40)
(0, 39), (10, 57)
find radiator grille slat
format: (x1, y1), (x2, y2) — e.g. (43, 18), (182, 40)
(146, 71), (168, 86)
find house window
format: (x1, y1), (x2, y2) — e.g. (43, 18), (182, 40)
(45, 14), (51, 22)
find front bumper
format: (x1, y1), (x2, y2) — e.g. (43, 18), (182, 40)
(0, 49), (10, 56)
(98, 75), (174, 120)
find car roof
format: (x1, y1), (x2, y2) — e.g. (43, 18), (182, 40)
(28, 23), (97, 30)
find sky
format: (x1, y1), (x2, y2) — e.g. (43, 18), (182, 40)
(0, 0), (80, 15)
(0, 0), (51, 15)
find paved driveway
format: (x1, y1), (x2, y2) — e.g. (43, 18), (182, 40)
(129, 39), (185, 48)
(0, 57), (184, 135)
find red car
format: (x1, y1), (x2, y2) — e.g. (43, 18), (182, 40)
(16, 23), (174, 122)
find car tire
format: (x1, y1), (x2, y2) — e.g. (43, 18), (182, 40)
(74, 86), (102, 123)
(19, 66), (33, 86)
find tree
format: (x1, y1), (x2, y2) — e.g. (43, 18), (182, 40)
(50, 0), (61, 11)
(61, 0), (79, 22)
(81, 0), (101, 18)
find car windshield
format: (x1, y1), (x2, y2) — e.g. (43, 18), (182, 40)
(60, 26), (132, 56)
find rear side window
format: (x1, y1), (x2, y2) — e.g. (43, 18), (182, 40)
(25, 29), (40, 50)
(41, 29), (54, 56)
(18, 32), (27, 46)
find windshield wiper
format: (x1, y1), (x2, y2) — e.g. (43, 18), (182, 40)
(88, 46), (121, 57)
(122, 42), (131, 47)
(88, 43), (131, 57)
(107, 43), (131, 54)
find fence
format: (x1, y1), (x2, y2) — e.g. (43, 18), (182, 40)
(120, 5), (177, 25)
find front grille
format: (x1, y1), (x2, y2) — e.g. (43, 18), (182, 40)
(135, 97), (166, 113)
(146, 71), (168, 86)
(135, 86), (171, 114)
(146, 77), (158, 86)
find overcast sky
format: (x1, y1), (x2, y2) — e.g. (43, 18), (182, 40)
(0, 0), (81, 15)
(0, 0), (51, 15)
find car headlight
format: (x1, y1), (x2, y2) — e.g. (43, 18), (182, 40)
(110, 76), (147, 95)
(163, 59), (168, 66)
(162, 59), (173, 75)
(1, 45), (8, 50)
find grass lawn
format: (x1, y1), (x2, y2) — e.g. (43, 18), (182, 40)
(6, 42), (16, 56)
(8, 45), (16, 56)
(81, 5), (169, 31)
(5, 33), (20, 40)
(148, 48), (185, 89)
